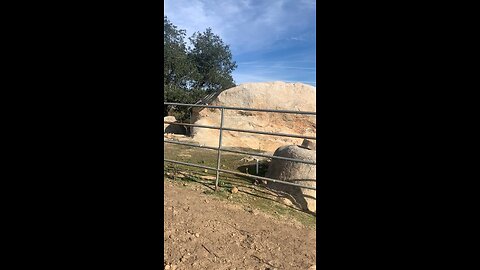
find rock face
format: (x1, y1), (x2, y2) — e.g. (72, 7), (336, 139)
(164, 116), (187, 135)
(190, 81), (316, 152)
(300, 139), (316, 151)
(265, 145), (316, 213)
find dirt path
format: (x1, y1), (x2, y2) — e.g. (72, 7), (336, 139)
(164, 180), (316, 270)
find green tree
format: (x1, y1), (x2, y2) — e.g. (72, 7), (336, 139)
(189, 28), (237, 93)
(164, 16), (200, 117)
(163, 18), (237, 119)
(164, 17), (198, 90)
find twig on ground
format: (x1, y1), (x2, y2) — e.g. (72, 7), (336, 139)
(251, 255), (277, 268)
(201, 243), (221, 258)
(222, 221), (252, 235)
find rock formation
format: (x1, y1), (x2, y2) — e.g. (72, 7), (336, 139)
(265, 142), (316, 213)
(164, 116), (187, 135)
(190, 81), (316, 152)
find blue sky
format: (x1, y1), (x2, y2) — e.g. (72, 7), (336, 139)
(164, 0), (316, 87)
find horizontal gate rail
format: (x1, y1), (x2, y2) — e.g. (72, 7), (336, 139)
(164, 159), (316, 190)
(165, 102), (316, 115)
(164, 158), (216, 171)
(164, 121), (316, 140)
(164, 102), (316, 191)
(164, 139), (316, 165)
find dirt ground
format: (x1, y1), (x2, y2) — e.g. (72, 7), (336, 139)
(164, 179), (316, 270)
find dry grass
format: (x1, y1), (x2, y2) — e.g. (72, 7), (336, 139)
(164, 143), (316, 228)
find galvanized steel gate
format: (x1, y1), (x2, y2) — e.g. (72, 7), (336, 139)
(163, 102), (316, 191)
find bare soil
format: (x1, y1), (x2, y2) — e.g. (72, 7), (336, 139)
(164, 179), (316, 270)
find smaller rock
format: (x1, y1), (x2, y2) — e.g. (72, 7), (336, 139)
(231, 187), (239, 194)
(277, 197), (294, 207)
(240, 156), (255, 162)
(299, 139), (316, 150)
(195, 233), (200, 238)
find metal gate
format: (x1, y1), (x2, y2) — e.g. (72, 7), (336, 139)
(164, 102), (316, 191)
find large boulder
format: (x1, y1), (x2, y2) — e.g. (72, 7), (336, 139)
(190, 81), (316, 152)
(164, 116), (187, 135)
(265, 144), (316, 213)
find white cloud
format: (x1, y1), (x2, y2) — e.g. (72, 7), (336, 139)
(164, 0), (316, 86)
(164, 0), (315, 54)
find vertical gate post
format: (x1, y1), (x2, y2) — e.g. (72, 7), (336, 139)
(215, 107), (225, 191)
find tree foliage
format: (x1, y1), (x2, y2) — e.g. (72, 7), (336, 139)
(164, 17), (237, 119)
(189, 28), (237, 92)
